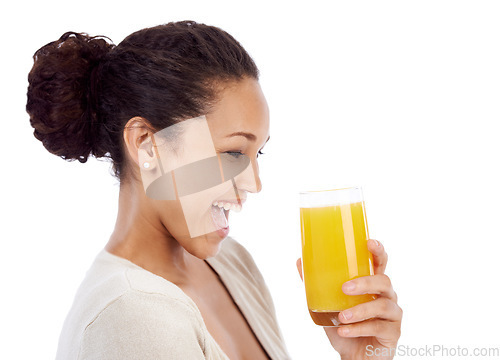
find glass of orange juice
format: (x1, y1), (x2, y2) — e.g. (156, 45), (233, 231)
(300, 186), (377, 326)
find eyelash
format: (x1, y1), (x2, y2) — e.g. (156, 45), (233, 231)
(225, 150), (265, 158)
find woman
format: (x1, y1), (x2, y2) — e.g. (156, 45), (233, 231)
(27, 21), (402, 359)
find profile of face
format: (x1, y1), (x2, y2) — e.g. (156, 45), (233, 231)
(136, 78), (270, 259)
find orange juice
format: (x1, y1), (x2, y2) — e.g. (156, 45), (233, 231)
(300, 201), (376, 326)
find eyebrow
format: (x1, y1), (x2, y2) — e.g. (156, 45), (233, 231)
(227, 132), (271, 144)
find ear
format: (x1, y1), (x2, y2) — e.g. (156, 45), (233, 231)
(123, 117), (156, 170)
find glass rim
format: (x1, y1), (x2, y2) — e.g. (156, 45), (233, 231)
(299, 186), (362, 195)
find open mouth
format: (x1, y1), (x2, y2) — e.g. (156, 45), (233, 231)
(210, 200), (242, 231)
(212, 201), (242, 213)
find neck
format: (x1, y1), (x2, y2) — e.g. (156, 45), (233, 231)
(105, 180), (197, 284)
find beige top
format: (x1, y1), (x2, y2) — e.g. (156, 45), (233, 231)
(55, 237), (291, 359)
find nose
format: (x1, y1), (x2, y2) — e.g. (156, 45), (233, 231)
(234, 159), (262, 193)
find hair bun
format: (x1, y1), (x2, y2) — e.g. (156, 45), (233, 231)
(26, 32), (115, 163)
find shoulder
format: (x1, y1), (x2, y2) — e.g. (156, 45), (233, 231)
(79, 289), (208, 359)
(68, 250), (196, 327)
(58, 250), (221, 360)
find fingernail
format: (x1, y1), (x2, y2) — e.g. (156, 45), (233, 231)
(372, 239), (380, 247)
(341, 326), (350, 335)
(342, 310), (352, 321)
(343, 281), (355, 293)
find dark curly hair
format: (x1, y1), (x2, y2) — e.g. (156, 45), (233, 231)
(26, 21), (259, 182)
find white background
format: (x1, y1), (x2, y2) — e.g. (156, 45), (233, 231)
(2, 1), (499, 359)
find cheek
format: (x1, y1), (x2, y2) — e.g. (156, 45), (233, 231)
(154, 198), (225, 259)
(153, 180), (230, 239)
(178, 181), (233, 238)
(180, 180), (234, 208)
(154, 200), (190, 237)
(150, 191), (231, 259)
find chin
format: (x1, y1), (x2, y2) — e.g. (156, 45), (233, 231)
(184, 231), (228, 260)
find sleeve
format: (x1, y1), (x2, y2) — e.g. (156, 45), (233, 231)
(78, 290), (208, 360)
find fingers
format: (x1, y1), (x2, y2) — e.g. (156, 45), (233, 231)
(296, 258), (303, 281)
(337, 318), (401, 346)
(338, 297), (402, 324)
(342, 274), (398, 303)
(368, 239), (388, 275)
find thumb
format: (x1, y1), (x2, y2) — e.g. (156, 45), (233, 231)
(296, 257), (303, 281)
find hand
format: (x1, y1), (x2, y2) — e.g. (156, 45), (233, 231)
(296, 239), (402, 360)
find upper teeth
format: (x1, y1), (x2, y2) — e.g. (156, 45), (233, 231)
(212, 201), (242, 213)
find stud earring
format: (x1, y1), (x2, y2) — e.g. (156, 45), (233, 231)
(143, 162), (151, 169)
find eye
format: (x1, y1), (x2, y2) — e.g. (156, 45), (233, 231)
(226, 151), (243, 159)
(224, 150), (265, 159)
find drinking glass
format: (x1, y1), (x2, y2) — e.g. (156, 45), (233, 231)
(300, 186), (376, 326)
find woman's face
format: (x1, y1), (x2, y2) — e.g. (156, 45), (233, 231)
(140, 77), (270, 259)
